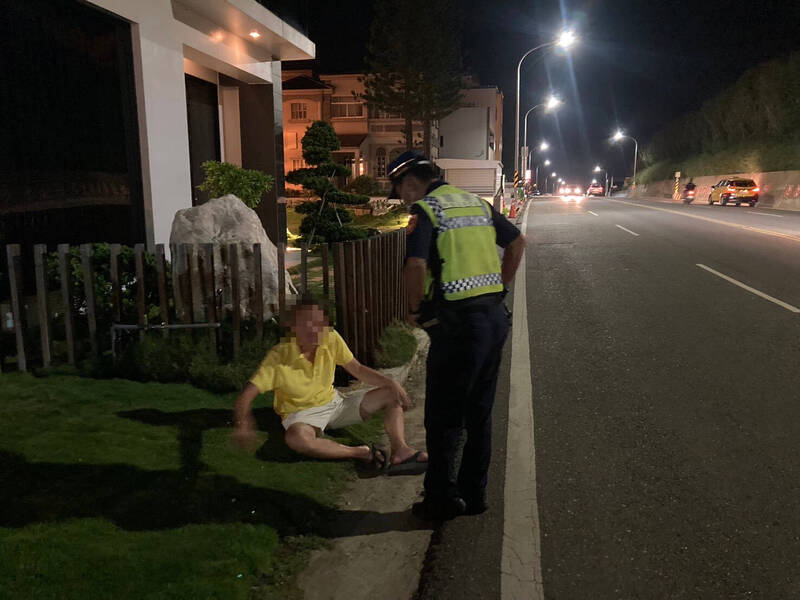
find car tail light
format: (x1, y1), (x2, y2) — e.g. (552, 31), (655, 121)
(752, 187), (760, 192)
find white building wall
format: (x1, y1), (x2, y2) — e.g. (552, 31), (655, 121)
(83, 0), (312, 250)
(439, 107), (489, 160)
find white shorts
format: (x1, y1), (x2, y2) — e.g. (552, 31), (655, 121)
(281, 388), (369, 432)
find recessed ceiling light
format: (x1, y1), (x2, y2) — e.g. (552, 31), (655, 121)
(249, 30), (261, 39)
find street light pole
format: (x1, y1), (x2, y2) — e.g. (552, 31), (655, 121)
(514, 31), (575, 178)
(612, 130), (639, 188)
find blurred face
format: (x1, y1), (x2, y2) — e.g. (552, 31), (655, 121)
(290, 305), (327, 349)
(396, 174), (428, 206)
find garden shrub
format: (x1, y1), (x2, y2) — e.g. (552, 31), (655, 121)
(197, 161), (274, 209)
(113, 322), (281, 393)
(346, 175), (380, 196)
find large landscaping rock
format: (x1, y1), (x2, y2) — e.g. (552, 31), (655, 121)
(169, 194), (294, 320)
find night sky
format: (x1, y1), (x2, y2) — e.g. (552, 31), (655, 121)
(298, 0), (800, 183)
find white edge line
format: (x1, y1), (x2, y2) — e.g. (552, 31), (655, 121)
(588, 211), (599, 216)
(696, 264), (800, 313)
(615, 224), (640, 237)
(502, 203), (544, 600)
(746, 211), (784, 218)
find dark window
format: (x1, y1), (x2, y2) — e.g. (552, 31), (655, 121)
(185, 75), (221, 206)
(0, 0), (145, 249)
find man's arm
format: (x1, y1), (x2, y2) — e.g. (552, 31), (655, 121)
(501, 234), (526, 286)
(232, 383), (260, 448)
(404, 257), (427, 325)
(343, 358), (411, 408)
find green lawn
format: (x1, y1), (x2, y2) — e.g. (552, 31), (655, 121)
(286, 204), (409, 245)
(0, 373), (382, 599)
(351, 208), (409, 231)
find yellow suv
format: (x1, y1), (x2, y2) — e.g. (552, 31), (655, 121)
(708, 178), (760, 207)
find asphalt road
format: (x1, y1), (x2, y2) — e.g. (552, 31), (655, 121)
(416, 196), (800, 599)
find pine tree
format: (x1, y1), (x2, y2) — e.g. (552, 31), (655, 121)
(286, 121), (369, 244)
(362, 0), (463, 156)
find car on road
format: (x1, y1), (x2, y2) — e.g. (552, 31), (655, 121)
(587, 183), (605, 196)
(708, 178), (760, 207)
(559, 184), (584, 201)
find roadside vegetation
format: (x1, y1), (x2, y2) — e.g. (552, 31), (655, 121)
(638, 139), (800, 184)
(640, 54), (800, 182)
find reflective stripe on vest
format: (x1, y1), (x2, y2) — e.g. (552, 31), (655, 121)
(415, 184), (504, 302)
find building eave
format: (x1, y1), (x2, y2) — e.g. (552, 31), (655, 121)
(173, 0), (314, 61)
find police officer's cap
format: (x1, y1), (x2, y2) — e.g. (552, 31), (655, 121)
(386, 151), (433, 199)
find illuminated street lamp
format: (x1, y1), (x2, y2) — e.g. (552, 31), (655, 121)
(611, 129), (639, 187)
(523, 95), (561, 171)
(514, 32), (577, 176)
(533, 150), (552, 188)
(557, 30), (577, 49)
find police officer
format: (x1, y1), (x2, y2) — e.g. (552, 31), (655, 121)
(388, 151), (526, 520)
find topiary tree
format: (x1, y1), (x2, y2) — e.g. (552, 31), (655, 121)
(286, 121), (370, 244)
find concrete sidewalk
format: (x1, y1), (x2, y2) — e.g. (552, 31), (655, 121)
(297, 329), (433, 600)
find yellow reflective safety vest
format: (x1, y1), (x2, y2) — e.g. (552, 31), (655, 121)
(414, 184), (504, 302)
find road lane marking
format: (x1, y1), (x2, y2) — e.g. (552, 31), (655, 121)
(696, 264), (800, 313)
(588, 211), (599, 216)
(747, 211), (784, 218)
(615, 224), (640, 237)
(609, 199), (800, 243)
(502, 203), (544, 600)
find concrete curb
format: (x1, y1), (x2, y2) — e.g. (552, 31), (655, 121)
(297, 327), (433, 600)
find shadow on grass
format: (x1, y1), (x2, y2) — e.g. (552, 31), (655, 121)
(116, 407), (304, 480)
(0, 407), (428, 539)
(116, 407), (374, 470)
(0, 448), (429, 538)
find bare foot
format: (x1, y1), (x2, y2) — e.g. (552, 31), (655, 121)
(354, 445), (372, 462)
(391, 446), (428, 465)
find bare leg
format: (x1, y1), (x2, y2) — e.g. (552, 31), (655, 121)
(360, 387), (428, 465)
(285, 423), (371, 461)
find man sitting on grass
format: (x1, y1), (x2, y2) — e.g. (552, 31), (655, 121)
(233, 295), (427, 473)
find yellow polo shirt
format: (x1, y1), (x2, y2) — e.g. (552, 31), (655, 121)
(249, 328), (355, 418)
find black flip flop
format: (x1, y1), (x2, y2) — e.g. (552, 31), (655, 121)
(386, 451), (428, 476)
(355, 444), (388, 478)
(370, 443), (389, 472)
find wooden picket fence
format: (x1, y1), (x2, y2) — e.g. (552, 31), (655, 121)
(2, 229), (407, 372)
(329, 229), (407, 366)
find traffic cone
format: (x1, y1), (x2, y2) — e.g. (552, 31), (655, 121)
(509, 202), (517, 218)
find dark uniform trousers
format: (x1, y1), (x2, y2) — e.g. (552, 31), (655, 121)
(423, 298), (510, 504)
